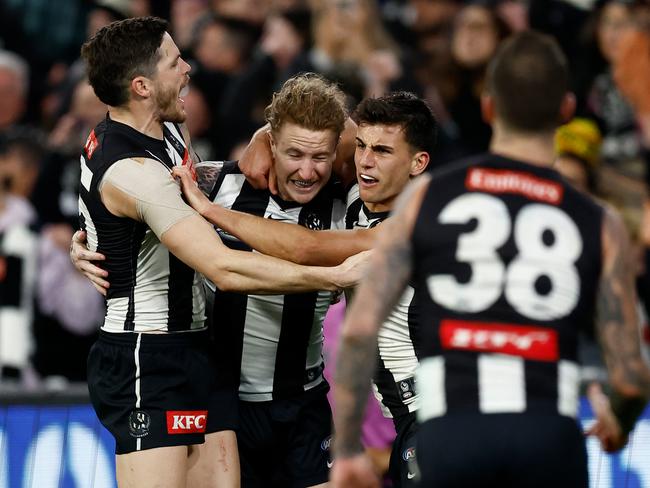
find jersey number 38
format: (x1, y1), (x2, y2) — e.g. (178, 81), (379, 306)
(427, 193), (583, 321)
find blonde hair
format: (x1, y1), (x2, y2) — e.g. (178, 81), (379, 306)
(265, 73), (348, 136)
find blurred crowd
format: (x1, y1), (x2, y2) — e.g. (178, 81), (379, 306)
(1, 0), (650, 396)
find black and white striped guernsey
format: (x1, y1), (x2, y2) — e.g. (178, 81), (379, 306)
(78, 116), (205, 333)
(208, 161), (346, 401)
(411, 153), (603, 422)
(345, 184), (420, 421)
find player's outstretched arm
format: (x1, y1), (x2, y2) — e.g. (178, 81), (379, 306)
(590, 205), (650, 451)
(173, 165), (377, 266)
(331, 175), (430, 487)
(101, 158), (368, 294)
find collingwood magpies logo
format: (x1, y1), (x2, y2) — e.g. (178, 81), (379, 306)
(128, 409), (151, 438)
(304, 213), (323, 230)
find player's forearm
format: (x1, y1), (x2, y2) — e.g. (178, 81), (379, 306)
(201, 203), (316, 263)
(201, 204), (372, 266)
(212, 248), (344, 294)
(333, 332), (377, 458)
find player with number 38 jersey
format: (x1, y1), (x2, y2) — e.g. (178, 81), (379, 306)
(412, 152), (602, 419)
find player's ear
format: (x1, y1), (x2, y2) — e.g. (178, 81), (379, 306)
(410, 151), (430, 177)
(559, 92), (576, 124)
(131, 75), (152, 99)
(481, 93), (495, 125)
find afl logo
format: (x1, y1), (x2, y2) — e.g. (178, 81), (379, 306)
(402, 447), (416, 461)
(128, 409), (151, 438)
(321, 435), (332, 451)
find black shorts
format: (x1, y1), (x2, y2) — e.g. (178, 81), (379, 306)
(416, 413), (588, 488)
(389, 413), (420, 488)
(87, 330), (238, 454)
(237, 386), (332, 487)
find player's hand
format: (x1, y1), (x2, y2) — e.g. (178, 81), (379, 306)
(334, 250), (372, 289)
(70, 230), (109, 295)
(172, 166), (211, 216)
(585, 382), (628, 452)
(238, 127), (278, 194)
(330, 453), (381, 488)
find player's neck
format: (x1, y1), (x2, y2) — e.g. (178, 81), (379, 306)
(108, 104), (164, 141)
(489, 124), (555, 168)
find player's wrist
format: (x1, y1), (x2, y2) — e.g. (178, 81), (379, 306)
(608, 388), (647, 437)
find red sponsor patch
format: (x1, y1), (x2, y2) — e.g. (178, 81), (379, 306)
(84, 130), (98, 159)
(466, 167), (563, 205)
(440, 319), (558, 362)
(166, 410), (208, 434)
(182, 148), (197, 182)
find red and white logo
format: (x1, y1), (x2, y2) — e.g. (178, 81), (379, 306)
(166, 410), (208, 434)
(466, 167), (563, 205)
(182, 148), (197, 182)
(84, 130), (98, 159)
(440, 319), (558, 362)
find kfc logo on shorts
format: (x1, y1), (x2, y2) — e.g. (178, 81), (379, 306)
(440, 319), (558, 362)
(166, 410), (208, 434)
(128, 409), (151, 438)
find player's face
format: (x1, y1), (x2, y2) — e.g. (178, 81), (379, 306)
(271, 122), (337, 204)
(355, 123), (417, 212)
(152, 33), (191, 123)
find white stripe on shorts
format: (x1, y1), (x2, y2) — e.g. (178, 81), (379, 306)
(478, 354), (526, 413)
(416, 356), (446, 422)
(134, 334), (142, 451)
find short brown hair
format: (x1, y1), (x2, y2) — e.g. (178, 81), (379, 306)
(81, 17), (168, 107)
(486, 31), (568, 132)
(265, 73), (348, 137)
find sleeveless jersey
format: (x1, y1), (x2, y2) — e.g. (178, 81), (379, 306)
(208, 161), (346, 401)
(411, 153), (603, 422)
(78, 117), (205, 333)
(346, 183), (420, 420)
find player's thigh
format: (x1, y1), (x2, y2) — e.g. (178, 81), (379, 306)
(283, 391), (333, 488)
(187, 430), (240, 488)
(116, 445), (188, 488)
(388, 415), (419, 488)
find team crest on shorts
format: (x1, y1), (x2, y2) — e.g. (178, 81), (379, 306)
(128, 409), (151, 438)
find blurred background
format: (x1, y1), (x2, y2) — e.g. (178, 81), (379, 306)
(1, 0), (650, 486)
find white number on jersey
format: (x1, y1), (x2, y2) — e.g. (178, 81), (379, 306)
(427, 193), (583, 321)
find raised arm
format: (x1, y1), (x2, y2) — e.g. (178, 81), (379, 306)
(330, 175), (431, 487)
(590, 205), (650, 451)
(100, 158), (366, 294)
(173, 164), (377, 266)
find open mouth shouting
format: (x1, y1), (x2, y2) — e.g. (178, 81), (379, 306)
(178, 84), (189, 105)
(358, 173), (379, 187)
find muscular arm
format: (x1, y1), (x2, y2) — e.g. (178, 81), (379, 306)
(101, 158), (362, 294)
(174, 163), (377, 266)
(201, 204), (379, 266)
(597, 206), (650, 395)
(333, 175), (431, 458)
(596, 205), (650, 432)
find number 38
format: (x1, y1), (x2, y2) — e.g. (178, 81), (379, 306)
(427, 193), (583, 321)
